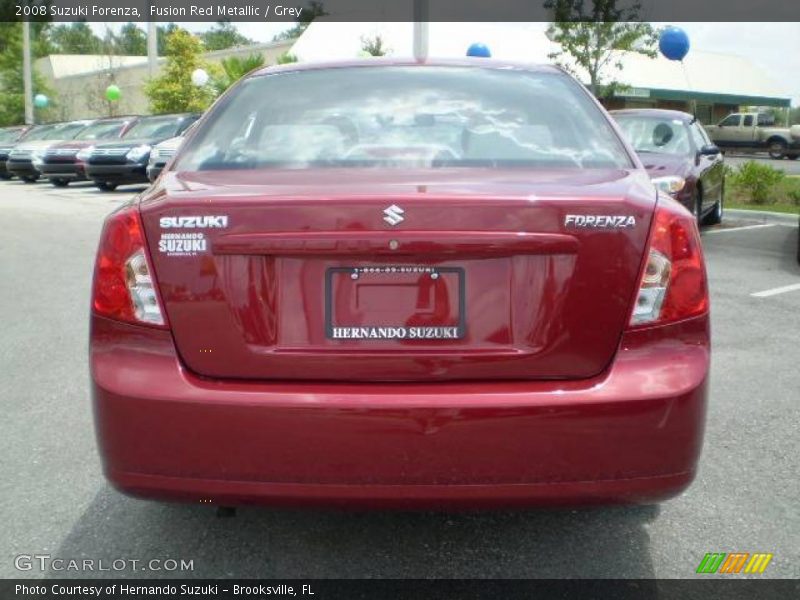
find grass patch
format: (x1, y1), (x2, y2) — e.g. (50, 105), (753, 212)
(725, 162), (800, 212)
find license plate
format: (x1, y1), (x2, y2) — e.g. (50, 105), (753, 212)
(325, 266), (466, 340)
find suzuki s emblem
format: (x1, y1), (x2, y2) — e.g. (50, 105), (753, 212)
(383, 204), (405, 226)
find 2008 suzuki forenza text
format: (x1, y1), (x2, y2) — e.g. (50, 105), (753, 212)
(90, 60), (710, 508)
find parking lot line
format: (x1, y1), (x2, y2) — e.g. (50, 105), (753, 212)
(704, 224), (776, 235)
(751, 283), (800, 298)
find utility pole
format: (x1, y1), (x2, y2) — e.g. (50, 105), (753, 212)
(23, 20), (34, 125)
(147, 20), (158, 77)
(413, 0), (429, 62)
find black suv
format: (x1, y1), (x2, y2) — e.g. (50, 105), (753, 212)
(83, 113), (200, 191)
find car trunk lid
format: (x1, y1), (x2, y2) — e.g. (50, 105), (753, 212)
(140, 168), (655, 382)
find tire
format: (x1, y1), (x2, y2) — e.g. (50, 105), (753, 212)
(0, 174), (11, 180)
(95, 181), (118, 192)
(702, 183), (724, 226)
(692, 189), (703, 228)
(21, 175), (38, 183)
(797, 216), (800, 264)
(768, 139), (788, 160)
(797, 218), (800, 264)
(787, 154), (799, 160)
(49, 178), (69, 187)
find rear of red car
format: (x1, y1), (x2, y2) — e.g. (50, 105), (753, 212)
(90, 61), (709, 507)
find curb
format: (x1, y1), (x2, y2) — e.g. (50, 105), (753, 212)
(726, 209), (799, 224)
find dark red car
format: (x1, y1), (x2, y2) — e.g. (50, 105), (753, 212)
(611, 109), (725, 226)
(39, 116), (137, 187)
(90, 60), (710, 508)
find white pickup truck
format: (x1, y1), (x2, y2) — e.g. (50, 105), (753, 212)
(704, 112), (800, 160)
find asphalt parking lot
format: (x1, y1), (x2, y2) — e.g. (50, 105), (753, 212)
(0, 179), (798, 580)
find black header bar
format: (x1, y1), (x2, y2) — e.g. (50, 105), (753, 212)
(2, 0), (800, 22)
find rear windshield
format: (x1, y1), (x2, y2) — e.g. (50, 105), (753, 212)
(74, 119), (128, 140)
(123, 116), (184, 140)
(614, 115), (692, 156)
(177, 66), (632, 171)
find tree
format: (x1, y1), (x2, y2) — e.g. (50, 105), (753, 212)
(0, 23), (55, 125)
(114, 23), (147, 56)
(157, 23), (180, 55)
(272, 1), (327, 41)
(200, 21), (253, 51)
(545, 0), (658, 97)
(360, 34), (390, 57)
(49, 22), (102, 54)
(210, 54), (265, 95)
(144, 29), (216, 114)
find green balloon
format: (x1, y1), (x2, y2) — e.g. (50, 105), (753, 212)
(105, 85), (121, 101)
(33, 94), (48, 108)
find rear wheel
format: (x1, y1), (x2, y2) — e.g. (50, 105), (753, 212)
(95, 181), (118, 192)
(788, 154), (799, 160)
(768, 140), (788, 160)
(49, 178), (69, 187)
(21, 175), (38, 183)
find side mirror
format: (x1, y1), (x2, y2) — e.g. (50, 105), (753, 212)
(699, 144), (720, 156)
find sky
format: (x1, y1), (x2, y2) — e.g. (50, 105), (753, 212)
(88, 22), (800, 105)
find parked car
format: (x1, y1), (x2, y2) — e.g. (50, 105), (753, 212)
(704, 112), (800, 160)
(612, 109), (725, 226)
(39, 116), (137, 187)
(90, 60), (710, 508)
(147, 135), (184, 182)
(0, 125), (33, 179)
(83, 113), (200, 191)
(7, 120), (92, 182)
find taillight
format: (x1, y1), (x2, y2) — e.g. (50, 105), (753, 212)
(629, 202), (708, 327)
(92, 206), (166, 328)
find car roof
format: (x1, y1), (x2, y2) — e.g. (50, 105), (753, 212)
(249, 57), (564, 79)
(610, 108), (695, 122)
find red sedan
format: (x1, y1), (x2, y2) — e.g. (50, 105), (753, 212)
(90, 60), (710, 508)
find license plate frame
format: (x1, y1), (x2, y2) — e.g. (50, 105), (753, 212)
(325, 266), (466, 341)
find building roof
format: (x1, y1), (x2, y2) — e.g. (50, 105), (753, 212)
(291, 22), (791, 107)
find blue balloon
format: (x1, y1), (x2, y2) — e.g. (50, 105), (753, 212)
(659, 27), (690, 61)
(33, 94), (48, 109)
(466, 43), (491, 58)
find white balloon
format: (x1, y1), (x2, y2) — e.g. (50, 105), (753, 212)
(191, 68), (209, 87)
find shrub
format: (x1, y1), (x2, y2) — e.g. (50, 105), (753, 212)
(729, 161), (785, 205)
(276, 52), (298, 65)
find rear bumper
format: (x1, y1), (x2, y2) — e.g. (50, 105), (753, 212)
(85, 162), (147, 184)
(91, 315), (710, 508)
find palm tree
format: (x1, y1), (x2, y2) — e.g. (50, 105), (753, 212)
(211, 54), (265, 95)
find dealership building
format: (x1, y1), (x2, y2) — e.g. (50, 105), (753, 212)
(33, 23), (791, 124)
